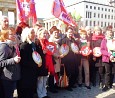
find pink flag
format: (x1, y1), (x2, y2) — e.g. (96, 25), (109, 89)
(16, 0), (37, 25)
(51, 0), (77, 26)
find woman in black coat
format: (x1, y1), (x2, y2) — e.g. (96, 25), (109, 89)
(17, 27), (39, 98)
(59, 26), (80, 91)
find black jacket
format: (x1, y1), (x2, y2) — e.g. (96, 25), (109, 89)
(18, 42), (39, 88)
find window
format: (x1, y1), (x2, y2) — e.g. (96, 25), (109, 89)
(90, 12), (92, 18)
(108, 9), (110, 12)
(88, 12), (90, 18)
(94, 13), (96, 17)
(111, 16), (113, 19)
(98, 14), (100, 18)
(105, 8), (107, 11)
(94, 6), (96, 10)
(101, 22), (103, 27)
(112, 9), (113, 12)
(101, 14), (103, 18)
(105, 15), (107, 18)
(90, 21), (92, 26)
(93, 21), (95, 26)
(102, 8), (103, 11)
(90, 6), (92, 9)
(108, 15), (110, 19)
(86, 11), (88, 18)
(105, 22), (106, 27)
(86, 20), (88, 26)
(98, 7), (100, 10)
(98, 21), (100, 26)
(86, 5), (88, 8)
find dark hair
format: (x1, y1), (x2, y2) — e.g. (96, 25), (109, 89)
(49, 26), (59, 34)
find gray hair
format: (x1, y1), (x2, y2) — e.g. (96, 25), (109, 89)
(1, 16), (8, 22)
(21, 27), (34, 42)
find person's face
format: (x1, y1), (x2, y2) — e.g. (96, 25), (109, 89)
(8, 30), (16, 42)
(106, 30), (113, 38)
(53, 31), (60, 38)
(86, 29), (91, 35)
(80, 33), (87, 39)
(28, 29), (35, 41)
(40, 30), (48, 39)
(1, 18), (9, 29)
(67, 29), (73, 38)
(95, 30), (101, 35)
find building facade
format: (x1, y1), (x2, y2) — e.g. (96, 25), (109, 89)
(0, 0), (16, 25)
(44, 0), (115, 30)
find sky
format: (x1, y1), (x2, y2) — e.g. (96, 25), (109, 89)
(34, 0), (77, 18)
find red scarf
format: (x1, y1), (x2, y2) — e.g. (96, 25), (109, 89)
(40, 39), (55, 75)
(92, 34), (105, 41)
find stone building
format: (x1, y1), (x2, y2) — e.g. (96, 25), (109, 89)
(0, 0), (16, 26)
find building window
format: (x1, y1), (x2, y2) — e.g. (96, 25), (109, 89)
(90, 6), (92, 9)
(101, 14), (103, 18)
(111, 23), (113, 27)
(93, 21), (95, 26)
(112, 9), (113, 12)
(86, 20), (88, 26)
(94, 13), (96, 17)
(90, 12), (92, 18)
(94, 6), (96, 10)
(89, 12), (90, 18)
(86, 11), (88, 18)
(111, 16), (113, 19)
(105, 22), (106, 27)
(108, 15), (110, 19)
(108, 9), (110, 12)
(105, 8), (107, 11)
(98, 21), (100, 26)
(98, 7), (100, 10)
(101, 22), (103, 27)
(102, 8), (103, 11)
(105, 15), (107, 18)
(98, 14), (100, 18)
(108, 22), (110, 26)
(90, 21), (92, 26)
(86, 5), (88, 8)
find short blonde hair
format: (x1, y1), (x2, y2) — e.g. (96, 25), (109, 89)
(36, 27), (48, 39)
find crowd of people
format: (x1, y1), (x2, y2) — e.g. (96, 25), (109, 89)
(0, 15), (115, 98)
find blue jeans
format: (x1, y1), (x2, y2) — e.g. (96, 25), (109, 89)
(2, 80), (16, 98)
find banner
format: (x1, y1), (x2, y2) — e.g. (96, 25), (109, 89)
(16, 0), (37, 24)
(51, 0), (77, 26)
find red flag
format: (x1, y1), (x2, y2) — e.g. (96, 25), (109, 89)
(51, 0), (77, 26)
(16, 0), (37, 25)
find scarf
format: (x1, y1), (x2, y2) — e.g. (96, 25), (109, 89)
(39, 39), (55, 75)
(92, 34), (104, 40)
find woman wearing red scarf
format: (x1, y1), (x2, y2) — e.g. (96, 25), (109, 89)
(38, 27), (57, 93)
(91, 26), (105, 88)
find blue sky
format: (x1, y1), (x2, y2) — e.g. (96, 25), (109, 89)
(34, 0), (77, 18)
